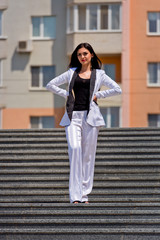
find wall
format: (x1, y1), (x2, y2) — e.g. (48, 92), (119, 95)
(1, 0), (67, 129)
(130, 0), (160, 127)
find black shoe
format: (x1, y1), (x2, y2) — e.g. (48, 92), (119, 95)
(73, 201), (81, 204)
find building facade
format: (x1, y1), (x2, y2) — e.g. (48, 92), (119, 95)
(0, 0), (67, 129)
(123, 0), (160, 127)
(0, 0), (160, 129)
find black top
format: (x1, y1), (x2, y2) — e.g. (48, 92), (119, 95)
(73, 75), (90, 111)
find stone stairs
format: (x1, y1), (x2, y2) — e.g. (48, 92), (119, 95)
(0, 128), (160, 240)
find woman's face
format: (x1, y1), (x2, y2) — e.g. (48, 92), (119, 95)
(77, 47), (93, 66)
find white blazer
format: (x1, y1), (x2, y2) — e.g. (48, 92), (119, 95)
(46, 68), (122, 127)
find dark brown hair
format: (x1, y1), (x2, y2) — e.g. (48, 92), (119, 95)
(69, 43), (102, 70)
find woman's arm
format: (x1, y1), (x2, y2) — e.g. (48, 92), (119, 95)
(46, 70), (70, 99)
(95, 70), (122, 99)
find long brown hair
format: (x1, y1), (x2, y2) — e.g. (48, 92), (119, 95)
(69, 43), (102, 70)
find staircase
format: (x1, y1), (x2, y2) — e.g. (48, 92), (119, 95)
(0, 128), (160, 240)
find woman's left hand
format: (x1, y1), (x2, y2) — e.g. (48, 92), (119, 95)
(93, 95), (97, 103)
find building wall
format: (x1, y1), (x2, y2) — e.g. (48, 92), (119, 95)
(121, 0), (130, 127)
(67, 0), (122, 4)
(0, 0), (67, 129)
(129, 0), (160, 127)
(67, 32), (122, 56)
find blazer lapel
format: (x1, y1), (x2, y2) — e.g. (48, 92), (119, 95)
(89, 69), (96, 104)
(66, 69), (78, 120)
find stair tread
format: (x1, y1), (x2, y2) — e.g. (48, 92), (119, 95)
(0, 173), (160, 182)
(1, 197), (159, 203)
(1, 209), (160, 214)
(1, 148), (160, 153)
(0, 182), (160, 188)
(1, 160), (160, 167)
(0, 168), (159, 174)
(1, 188), (160, 195)
(1, 218), (160, 224)
(0, 142), (160, 147)
(0, 227), (160, 234)
(0, 202), (160, 207)
(0, 154), (160, 160)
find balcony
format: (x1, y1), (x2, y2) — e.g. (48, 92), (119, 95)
(67, 32), (122, 56)
(66, 2), (122, 55)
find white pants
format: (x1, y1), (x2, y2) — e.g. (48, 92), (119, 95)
(65, 111), (99, 203)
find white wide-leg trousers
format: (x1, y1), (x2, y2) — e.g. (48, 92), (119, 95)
(65, 111), (99, 203)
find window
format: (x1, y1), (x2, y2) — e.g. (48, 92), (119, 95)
(67, 3), (121, 32)
(111, 4), (120, 30)
(78, 5), (86, 30)
(103, 64), (116, 80)
(31, 66), (55, 88)
(100, 107), (121, 128)
(0, 11), (2, 36)
(148, 114), (160, 127)
(89, 5), (97, 30)
(101, 5), (108, 29)
(68, 6), (74, 32)
(32, 16), (56, 39)
(148, 63), (160, 86)
(148, 12), (160, 34)
(30, 116), (55, 129)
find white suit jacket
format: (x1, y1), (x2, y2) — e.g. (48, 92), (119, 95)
(46, 68), (122, 127)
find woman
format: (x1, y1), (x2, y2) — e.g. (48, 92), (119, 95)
(46, 43), (122, 204)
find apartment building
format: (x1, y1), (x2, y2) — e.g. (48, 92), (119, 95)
(0, 0), (160, 129)
(0, 0), (67, 129)
(123, 0), (160, 127)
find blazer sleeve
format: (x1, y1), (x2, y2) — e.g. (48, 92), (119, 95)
(95, 70), (122, 99)
(46, 70), (70, 99)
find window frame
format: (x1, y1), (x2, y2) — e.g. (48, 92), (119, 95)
(30, 116), (55, 129)
(31, 16), (56, 40)
(148, 114), (160, 127)
(147, 62), (160, 87)
(103, 63), (116, 81)
(30, 65), (55, 90)
(147, 12), (160, 35)
(67, 3), (122, 33)
(0, 10), (2, 37)
(100, 107), (122, 128)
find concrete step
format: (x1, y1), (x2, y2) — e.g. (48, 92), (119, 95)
(0, 127), (159, 134)
(0, 174), (160, 182)
(1, 196), (159, 203)
(0, 167), (159, 174)
(0, 182), (160, 189)
(0, 227), (160, 235)
(1, 189), (160, 197)
(0, 202), (160, 209)
(0, 148), (160, 155)
(0, 142), (160, 149)
(0, 154), (160, 161)
(0, 208), (160, 217)
(0, 219), (160, 231)
(1, 136), (160, 143)
(1, 160), (160, 167)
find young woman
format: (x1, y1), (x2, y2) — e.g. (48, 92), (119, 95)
(46, 43), (122, 204)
